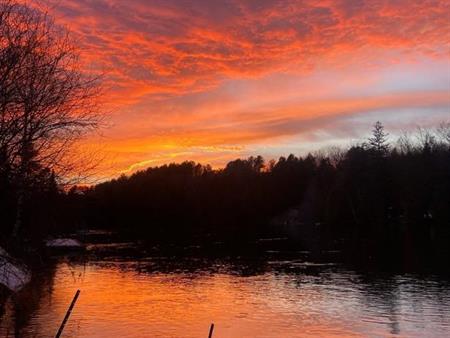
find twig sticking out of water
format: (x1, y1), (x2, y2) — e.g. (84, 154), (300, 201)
(55, 289), (81, 338)
(208, 323), (215, 338)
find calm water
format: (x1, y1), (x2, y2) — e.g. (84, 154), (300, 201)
(1, 256), (449, 337)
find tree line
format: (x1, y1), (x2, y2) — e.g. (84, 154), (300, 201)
(54, 122), (449, 259)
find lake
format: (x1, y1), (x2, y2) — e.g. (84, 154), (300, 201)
(1, 253), (449, 337)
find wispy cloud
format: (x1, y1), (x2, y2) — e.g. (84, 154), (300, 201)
(42, 0), (450, 178)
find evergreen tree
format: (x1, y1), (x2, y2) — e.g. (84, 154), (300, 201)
(368, 121), (389, 154)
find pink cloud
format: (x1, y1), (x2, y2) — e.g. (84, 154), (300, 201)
(32, 0), (450, 177)
(45, 0), (448, 97)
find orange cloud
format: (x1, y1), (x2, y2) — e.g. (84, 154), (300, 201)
(82, 87), (449, 178)
(35, 0), (450, 179)
(47, 0), (449, 98)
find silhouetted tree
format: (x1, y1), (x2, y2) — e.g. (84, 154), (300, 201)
(0, 1), (101, 240)
(368, 121), (389, 154)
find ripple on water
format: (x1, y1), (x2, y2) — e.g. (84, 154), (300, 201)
(0, 260), (449, 337)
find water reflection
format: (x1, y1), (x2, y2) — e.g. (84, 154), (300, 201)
(1, 257), (449, 337)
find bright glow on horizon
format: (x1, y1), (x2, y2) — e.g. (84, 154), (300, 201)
(44, 0), (449, 179)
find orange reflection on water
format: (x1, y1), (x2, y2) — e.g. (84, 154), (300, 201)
(4, 263), (361, 337)
(2, 261), (449, 337)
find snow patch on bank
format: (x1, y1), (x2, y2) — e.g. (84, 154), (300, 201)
(0, 247), (31, 292)
(45, 238), (83, 248)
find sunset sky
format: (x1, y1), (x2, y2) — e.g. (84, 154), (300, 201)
(46, 0), (449, 178)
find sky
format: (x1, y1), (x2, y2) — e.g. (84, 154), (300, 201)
(45, 0), (449, 178)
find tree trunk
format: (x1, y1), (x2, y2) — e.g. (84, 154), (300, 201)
(12, 108), (30, 240)
(12, 187), (24, 238)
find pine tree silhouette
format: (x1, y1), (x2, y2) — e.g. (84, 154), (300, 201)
(368, 121), (389, 154)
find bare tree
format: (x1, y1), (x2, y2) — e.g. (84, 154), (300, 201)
(436, 122), (450, 146)
(0, 1), (102, 238)
(317, 146), (345, 167)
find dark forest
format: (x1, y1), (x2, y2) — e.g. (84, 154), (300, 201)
(2, 122), (449, 263)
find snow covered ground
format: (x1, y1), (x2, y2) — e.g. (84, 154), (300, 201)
(45, 238), (83, 248)
(0, 247), (31, 292)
